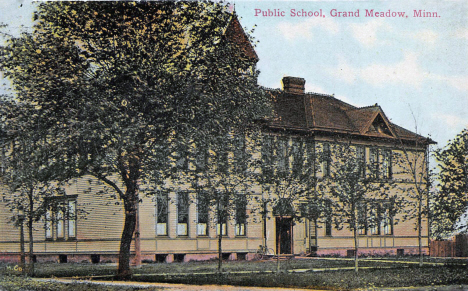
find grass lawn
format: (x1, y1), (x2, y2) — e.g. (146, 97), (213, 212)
(1, 257), (468, 290)
(133, 265), (468, 290)
(0, 275), (164, 291)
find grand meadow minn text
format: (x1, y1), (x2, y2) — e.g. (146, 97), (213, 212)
(254, 9), (440, 18)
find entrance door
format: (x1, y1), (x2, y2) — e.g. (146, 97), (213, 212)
(276, 217), (293, 254)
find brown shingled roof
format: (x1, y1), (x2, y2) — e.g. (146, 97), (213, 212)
(223, 14), (259, 62)
(268, 88), (433, 144)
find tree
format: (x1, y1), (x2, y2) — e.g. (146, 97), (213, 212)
(188, 130), (257, 272)
(321, 142), (400, 273)
(0, 101), (64, 277)
(0, 2), (268, 278)
(433, 129), (468, 238)
(256, 133), (316, 272)
(393, 133), (433, 266)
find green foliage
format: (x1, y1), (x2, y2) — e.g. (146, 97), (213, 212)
(0, 1), (269, 277)
(319, 142), (401, 272)
(433, 128), (468, 238)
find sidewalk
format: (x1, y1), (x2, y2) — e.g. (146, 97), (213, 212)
(34, 277), (468, 291)
(34, 278), (315, 291)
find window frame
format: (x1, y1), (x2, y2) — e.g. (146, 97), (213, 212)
(177, 192), (189, 236)
(235, 195), (247, 236)
(321, 143), (331, 177)
(369, 147), (380, 179)
(197, 191), (209, 236)
(67, 200), (77, 239)
(382, 149), (393, 179)
(156, 191), (169, 236)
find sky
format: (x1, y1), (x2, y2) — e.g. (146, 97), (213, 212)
(1, 0), (467, 149)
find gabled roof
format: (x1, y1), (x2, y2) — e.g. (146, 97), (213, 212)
(268, 88), (435, 145)
(223, 14), (259, 62)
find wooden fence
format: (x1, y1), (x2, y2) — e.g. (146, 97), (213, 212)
(430, 234), (468, 257)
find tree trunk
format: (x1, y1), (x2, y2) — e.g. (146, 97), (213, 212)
(117, 188), (138, 279)
(418, 198), (423, 267)
(116, 151), (141, 279)
(218, 226), (223, 273)
(217, 201), (223, 273)
(28, 189), (34, 277)
(353, 207), (359, 273)
(314, 218), (318, 253)
(354, 227), (359, 273)
(19, 218), (25, 276)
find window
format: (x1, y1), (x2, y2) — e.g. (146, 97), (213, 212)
(233, 134), (247, 172)
(217, 140), (230, 174)
(68, 201), (76, 238)
(235, 195), (247, 236)
(45, 197), (77, 240)
(197, 191), (209, 236)
(305, 142), (315, 175)
(356, 146), (366, 178)
(325, 200), (333, 236)
(261, 135), (274, 176)
(369, 148), (379, 179)
(382, 202), (394, 235)
(177, 192), (189, 236)
(382, 208), (393, 235)
(56, 205), (65, 239)
(156, 192), (168, 236)
(321, 143), (331, 177)
(195, 144), (208, 172)
(358, 203), (367, 235)
(382, 150), (392, 179)
(216, 196), (228, 236)
(370, 204), (381, 235)
(277, 138), (288, 173)
(45, 210), (53, 239)
(292, 138), (304, 176)
(175, 143), (189, 171)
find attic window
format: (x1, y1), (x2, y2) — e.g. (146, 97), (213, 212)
(371, 114), (393, 136)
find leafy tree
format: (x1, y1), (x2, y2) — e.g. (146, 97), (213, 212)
(321, 142), (400, 273)
(256, 134), (317, 272)
(393, 134), (433, 266)
(0, 101), (64, 277)
(0, 1), (268, 278)
(433, 129), (468, 238)
(188, 131), (258, 272)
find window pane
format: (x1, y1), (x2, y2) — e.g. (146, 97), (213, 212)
(322, 143), (330, 177)
(370, 148), (379, 178)
(157, 223), (167, 236)
(45, 210), (52, 239)
(68, 201), (76, 238)
(157, 192), (168, 224)
(234, 134), (247, 172)
(177, 192), (189, 235)
(197, 223), (207, 236)
(292, 138), (303, 176)
(217, 223), (227, 236)
(261, 135), (274, 176)
(277, 138), (287, 172)
(57, 210), (64, 238)
(235, 224), (245, 236)
(197, 191), (209, 236)
(357, 146), (366, 177)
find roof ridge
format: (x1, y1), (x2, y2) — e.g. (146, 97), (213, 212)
(347, 104), (380, 111)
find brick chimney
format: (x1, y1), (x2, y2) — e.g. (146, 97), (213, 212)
(282, 76), (305, 94)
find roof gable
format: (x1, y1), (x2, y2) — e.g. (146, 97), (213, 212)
(347, 106), (396, 138)
(266, 77), (434, 144)
(223, 15), (259, 62)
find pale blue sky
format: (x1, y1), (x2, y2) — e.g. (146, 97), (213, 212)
(1, 0), (467, 148)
